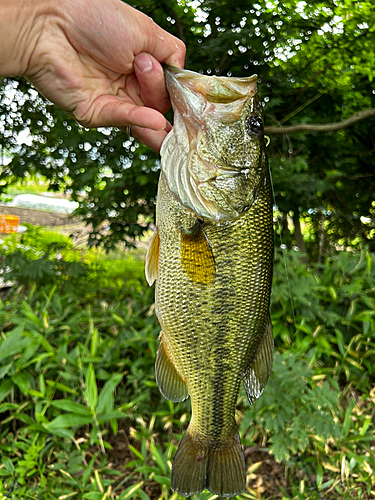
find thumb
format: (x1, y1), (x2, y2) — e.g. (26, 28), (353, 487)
(134, 53), (171, 115)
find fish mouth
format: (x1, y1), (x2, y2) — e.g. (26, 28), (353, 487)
(164, 66), (259, 131)
(164, 66), (257, 104)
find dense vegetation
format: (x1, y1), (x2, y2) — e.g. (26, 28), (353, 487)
(0, 0), (374, 498)
(0, 226), (374, 499)
(0, 0), (374, 253)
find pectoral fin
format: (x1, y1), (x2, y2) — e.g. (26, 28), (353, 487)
(243, 318), (274, 405)
(145, 228), (160, 286)
(155, 334), (189, 402)
(181, 221), (215, 284)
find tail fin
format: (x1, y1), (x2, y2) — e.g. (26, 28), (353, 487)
(171, 427), (246, 497)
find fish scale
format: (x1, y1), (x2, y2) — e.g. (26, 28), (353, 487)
(145, 66), (274, 497)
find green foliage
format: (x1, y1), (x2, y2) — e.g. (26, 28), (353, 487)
(251, 247), (375, 498)
(240, 352), (341, 462)
(0, 0), (374, 252)
(0, 224), (86, 287)
(1, 225), (375, 498)
(0, 225), (147, 300)
(81, 248), (147, 297)
(0, 283), (158, 497)
(271, 247), (375, 391)
(2, 223), (73, 255)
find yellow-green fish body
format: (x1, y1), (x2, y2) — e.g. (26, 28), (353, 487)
(146, 67), (274, 497)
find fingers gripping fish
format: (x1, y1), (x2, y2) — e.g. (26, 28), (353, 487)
(145, 66), (274, 497)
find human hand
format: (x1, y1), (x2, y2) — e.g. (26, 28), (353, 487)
(2, 0), (185, 151)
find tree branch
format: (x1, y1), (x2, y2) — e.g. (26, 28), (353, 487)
(264, 108), (375, 135)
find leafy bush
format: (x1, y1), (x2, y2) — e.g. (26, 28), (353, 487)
(0, 224), (84, 288)
(271, 247), (375, 391)
(0, 225), (147, 301)
(240, 352), (341, 462)
(82, 249), (147, 297)
(1, 223), (74, 255)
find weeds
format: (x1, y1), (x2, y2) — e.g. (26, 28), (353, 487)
(0, 227), (375, 499)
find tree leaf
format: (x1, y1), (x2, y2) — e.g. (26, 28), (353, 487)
(3, 456), (15, 474)
(12, 372), (32, 394)
(341, 399), (356, 438)
(96, 410), (126, 421)
(153, 475), (171, 487)
(150, 443), (166, 474)
(82, 452), (98, 488)
(118, 481), (144, 500)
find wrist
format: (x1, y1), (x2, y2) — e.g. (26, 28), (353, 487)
(0, 0), (62, 77)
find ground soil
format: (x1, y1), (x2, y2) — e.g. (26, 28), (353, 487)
(246, 448), (287, 498)
(0, 204), (75, 227)
(0, 205), (92, 245)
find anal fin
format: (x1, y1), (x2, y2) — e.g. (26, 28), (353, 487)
(145, 228), (160, 286)
(181, 220), (215, 284)
(243, 317), (274, 405)
(155, 334), (189, 402)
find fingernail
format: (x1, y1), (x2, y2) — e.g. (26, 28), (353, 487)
(164, 121), (172, 132)
(156, 121), (169, 132)
(135, 53), (153, 73)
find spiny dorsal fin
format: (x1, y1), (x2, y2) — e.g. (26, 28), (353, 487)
(155, 334), (189, 402)
(243, 318), (274, 405)
(180, 221), (215, 284)
(145, 228), (160, 286)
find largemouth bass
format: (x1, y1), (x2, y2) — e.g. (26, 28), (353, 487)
(145, 66), (274, 497)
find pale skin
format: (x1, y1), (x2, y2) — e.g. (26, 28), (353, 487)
(0, 0), (186, 152)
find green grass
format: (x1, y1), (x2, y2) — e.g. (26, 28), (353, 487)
(0, 226), (374, 499)
(3, 175), (52, 197)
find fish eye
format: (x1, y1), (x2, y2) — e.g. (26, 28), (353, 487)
(246, 115), (263, 136)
